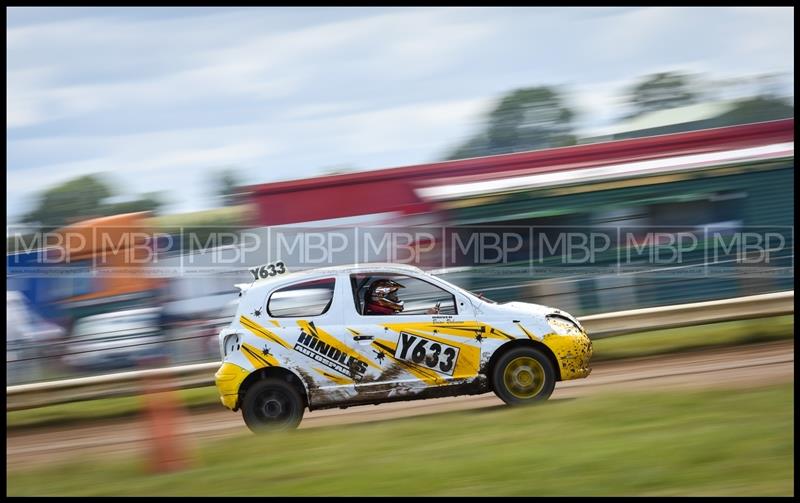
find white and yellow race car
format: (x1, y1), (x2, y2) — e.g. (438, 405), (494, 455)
(214, 262), (592, 432)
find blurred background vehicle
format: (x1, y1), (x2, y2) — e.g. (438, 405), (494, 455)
(6, 291), (66, 385)
(62, 307), (164, 371)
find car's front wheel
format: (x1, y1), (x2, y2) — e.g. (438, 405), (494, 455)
(492, 347), (556, 405)
(241, 378), (305, 433)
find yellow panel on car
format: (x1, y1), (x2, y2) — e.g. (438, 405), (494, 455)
(214, 362), (249, 409)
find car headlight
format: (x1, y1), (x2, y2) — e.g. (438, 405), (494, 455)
(546, 314), (583, 336)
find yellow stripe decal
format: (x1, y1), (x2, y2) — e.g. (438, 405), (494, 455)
(313, 367), (355, 386)
(240, 315), (292, 349)
(382, 322), (512, 341)
(240, 342), (280, 368)
(516, 323), (536, 340)
(371, 339), (445, 385)
(297, 320), (381, 370)
(394, 328), (480, 378)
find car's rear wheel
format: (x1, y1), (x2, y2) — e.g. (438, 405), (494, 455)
(492, 347), (556, 405)
(241, 378), (305, 433)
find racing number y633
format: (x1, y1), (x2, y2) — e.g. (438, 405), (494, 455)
(396, 332), (459, 376)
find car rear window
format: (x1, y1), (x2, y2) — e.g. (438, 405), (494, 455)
(267, 278), (336, 318)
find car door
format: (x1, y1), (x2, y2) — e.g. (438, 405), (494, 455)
(246, 275), (361, 407)
(343, 271), (482, 402)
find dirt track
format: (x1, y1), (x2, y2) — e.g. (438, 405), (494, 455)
(6, 341), (794, 470)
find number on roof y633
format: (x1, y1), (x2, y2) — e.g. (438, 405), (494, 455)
(248, 261), (288, 281)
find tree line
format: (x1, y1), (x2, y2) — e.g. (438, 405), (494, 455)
(443, 71), (793, 160)
(14, 71), (793, 229)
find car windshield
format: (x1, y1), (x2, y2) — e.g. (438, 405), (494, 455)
(464, 289), (498, 304)
(422, 271), (498, 304)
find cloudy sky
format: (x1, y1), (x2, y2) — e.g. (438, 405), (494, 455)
(6, 7), (794, 223)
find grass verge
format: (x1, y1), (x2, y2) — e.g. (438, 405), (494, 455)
(591, 314), (794, 361)
(7, 315), (793, 430)
(6, 384), (794, 496)
(7, 386), (221, 430)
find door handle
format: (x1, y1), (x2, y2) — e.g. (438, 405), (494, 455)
(353, 335), (374, 343)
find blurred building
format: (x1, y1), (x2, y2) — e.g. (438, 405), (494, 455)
(242, 119), (794, 315)
(585, 100), (740, 142)
(245, 119), (792, 225)
(7, 212), (165, 326)
(583, 99), (793, 142)
(8, 120), (793, 333)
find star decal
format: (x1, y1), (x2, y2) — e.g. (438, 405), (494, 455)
(261, 345), (271, 357)
(252, 308), (262, 317)
(475, 333), (484, 343)
(373, 349), (386, 362)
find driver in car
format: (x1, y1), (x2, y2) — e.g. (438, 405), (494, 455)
(364, 279), (441, 315)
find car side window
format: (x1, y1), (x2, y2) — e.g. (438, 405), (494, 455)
(267, 277), (336, 318)
(350, 274), (457, 316)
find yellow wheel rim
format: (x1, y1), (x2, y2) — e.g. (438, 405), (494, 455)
(503, 356), (545, 399)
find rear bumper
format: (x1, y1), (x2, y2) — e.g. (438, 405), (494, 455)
(214, 362), (249, 411)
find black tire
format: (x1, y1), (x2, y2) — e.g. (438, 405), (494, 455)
(241, 378), (305, 433)
(491, 346), (556, 405)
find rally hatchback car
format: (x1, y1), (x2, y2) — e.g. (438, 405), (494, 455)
(214, 263), (592, 432)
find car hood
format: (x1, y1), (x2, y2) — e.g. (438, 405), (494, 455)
(476, 300), (583, 328)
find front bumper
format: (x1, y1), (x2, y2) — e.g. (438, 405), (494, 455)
(541, 331), (593, 380)
(214, 362), (250, 410)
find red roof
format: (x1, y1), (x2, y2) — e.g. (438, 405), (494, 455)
(245, 119), (793, 225)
